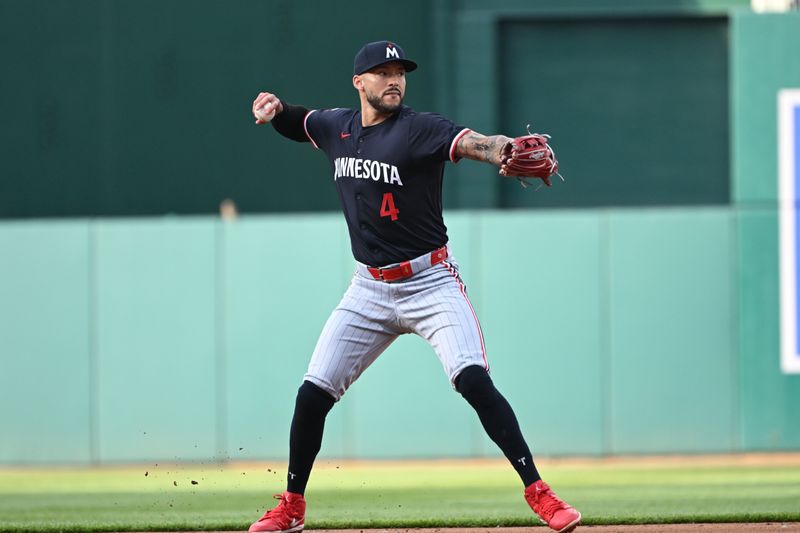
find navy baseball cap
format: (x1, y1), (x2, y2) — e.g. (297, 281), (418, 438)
(353, 41), (418, 75)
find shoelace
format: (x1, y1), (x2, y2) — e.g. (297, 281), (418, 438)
(259, 493), (290, 519)
(534, 488), (567, 520)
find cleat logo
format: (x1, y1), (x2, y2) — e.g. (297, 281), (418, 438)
(289, 518), (301, 527)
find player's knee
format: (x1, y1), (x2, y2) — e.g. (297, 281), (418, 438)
(455, 365), (496, 406)
(295, 380), (335, 417)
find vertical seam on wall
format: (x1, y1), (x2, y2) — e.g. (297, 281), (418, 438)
(601, 211), (613, 455)
(727, 11), (741, 452)
(730, 209), (741, 451)
(214, 221), (228, 460)
(88, 221), (99, 464)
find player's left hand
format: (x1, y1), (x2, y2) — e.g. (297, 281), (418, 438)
(499, 129), (563, 188)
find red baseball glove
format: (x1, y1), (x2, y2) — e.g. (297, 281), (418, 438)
(499, 128), (563, 188)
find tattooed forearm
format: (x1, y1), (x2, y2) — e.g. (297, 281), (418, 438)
(455, 132), (513, 166)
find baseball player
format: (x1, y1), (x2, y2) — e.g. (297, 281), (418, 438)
(248, 41), (580, 533)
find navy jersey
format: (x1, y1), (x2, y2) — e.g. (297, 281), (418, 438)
(304, 105), (469, 266)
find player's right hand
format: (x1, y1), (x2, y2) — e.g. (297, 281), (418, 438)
(252, 91), (283, 124)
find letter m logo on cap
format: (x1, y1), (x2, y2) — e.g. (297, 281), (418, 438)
(386, 43), (399, 59)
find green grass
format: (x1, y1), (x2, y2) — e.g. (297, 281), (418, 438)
(1, 458), (799, 532)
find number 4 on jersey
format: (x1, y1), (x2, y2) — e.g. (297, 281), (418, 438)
(380, 192), (400, 221)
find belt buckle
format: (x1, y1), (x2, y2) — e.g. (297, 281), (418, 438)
(370, 261), (412, 282)
(368, 266), (386, 281)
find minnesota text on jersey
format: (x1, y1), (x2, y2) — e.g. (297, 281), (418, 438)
(333, 157), (403, 185)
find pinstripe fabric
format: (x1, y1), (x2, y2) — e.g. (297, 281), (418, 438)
(304, 254), (488, 401)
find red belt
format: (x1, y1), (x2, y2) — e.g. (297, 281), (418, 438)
(367, 246), (448, 282)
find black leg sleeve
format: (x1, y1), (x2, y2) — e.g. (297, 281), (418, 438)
(456, 365), (541, 487)
(286, 381), (335, 495)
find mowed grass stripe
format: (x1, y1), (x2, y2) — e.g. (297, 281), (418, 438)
(1, 459), (799, 532)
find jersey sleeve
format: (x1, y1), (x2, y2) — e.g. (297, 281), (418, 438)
(407, 112), (471, 163)
(304, 108), (351, 153)
(271, 102), (312, 143)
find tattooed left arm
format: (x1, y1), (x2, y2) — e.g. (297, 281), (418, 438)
(454, 131), (512, 167)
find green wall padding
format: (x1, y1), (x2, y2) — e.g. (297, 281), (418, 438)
(0, 208), (755, 463)
(94, 220), (219, 461)
(608, 210), (736, 453)
(0, 222), (93, 463)
(3, 3), (800, 464)
(731, 11), (800, 450)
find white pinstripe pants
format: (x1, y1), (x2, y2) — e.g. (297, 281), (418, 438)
(304, 257), (489, 401)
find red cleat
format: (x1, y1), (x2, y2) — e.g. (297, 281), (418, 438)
(249, 491), (306, 533)
(524, 480), (581, 533)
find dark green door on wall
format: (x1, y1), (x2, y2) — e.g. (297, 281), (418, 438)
(499, 16), (730, 209)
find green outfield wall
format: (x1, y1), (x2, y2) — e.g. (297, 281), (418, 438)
(0, 205), (796, 464)
(731, 11), (800, 449)
(0, 209), (716, 462)
(2, 3), (800, 464)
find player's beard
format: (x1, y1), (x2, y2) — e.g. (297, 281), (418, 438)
(366, 90), (403, 114)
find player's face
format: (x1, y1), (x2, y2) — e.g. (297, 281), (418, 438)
(359, 62), (406, 114)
